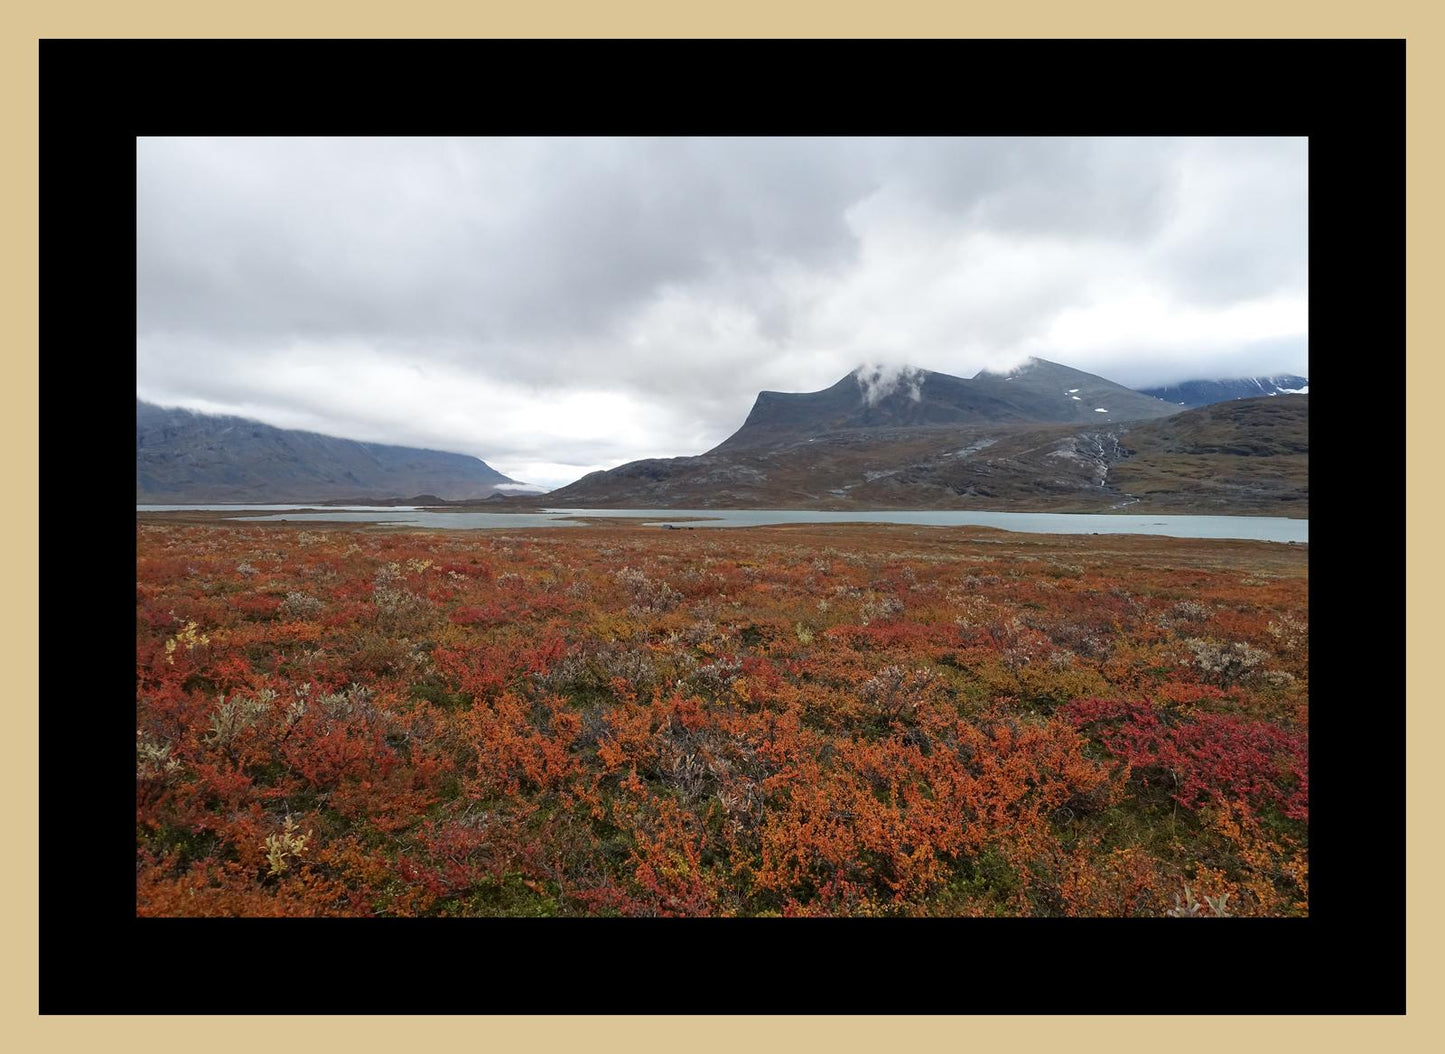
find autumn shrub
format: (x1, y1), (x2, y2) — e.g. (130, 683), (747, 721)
(859, 593), (904, 625)
(136, 728), (183, 780)
(372, 561), (433, 630)
(137, 520), (1307, 917)
(612, 565), (682, 614)
(857, 664), (935, 727)
(688, 655), (743, 697)
(1062, 697), (1307, 821)
(539, 641), (661, 699)
(1183, 637), (1271, 686)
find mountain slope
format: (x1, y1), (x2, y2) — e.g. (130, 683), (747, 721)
(136, 400), (519, 503)
(546, 386), (1306, 517)
(713, 358), (1178, 451)
(1103, 394), (1308, 513)
(1139, 375), (1308, 408)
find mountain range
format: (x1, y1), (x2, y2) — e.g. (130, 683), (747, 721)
(136, 357), (1309, 515)
(136, 400), (524, 503)
(714, 359), (1179, 451)
(544, 358), (1307, 516)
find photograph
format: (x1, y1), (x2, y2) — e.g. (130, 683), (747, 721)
(134, 135), (1313, 920)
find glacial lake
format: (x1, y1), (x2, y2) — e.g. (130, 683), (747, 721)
(136, 505), (1308, 543)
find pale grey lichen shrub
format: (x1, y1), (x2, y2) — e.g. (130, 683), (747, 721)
(680, 618), (718, 647)
(1165, 885), (1232, 918)
(407, 641), (437, 678)
(539, 642), (660, 695)
(319, 682), (376, 722)
(859, 593), (904, 625)
(373, 562), (430, 620)
(678, 568), (727, 594)
(690, 655), (744, 696)
(859, 665), (933, 721)
(1048, 649), (1077, 672)
(1183, 638), (1270, 686)
(205, 689), (277, 747)
(136, 729), (183, 780)
(284, 683), (312, 725)
(279, 591), (324, 619)
(949, 592), (994, 629)
(664, 751), (711, 805)
(1267, 614), (1308, 650)
(613, 565), (681, 614)
(652, 720), (769, 824)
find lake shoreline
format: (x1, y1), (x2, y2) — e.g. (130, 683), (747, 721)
(137, 505), (1308, 544)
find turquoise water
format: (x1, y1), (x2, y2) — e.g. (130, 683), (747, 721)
(138, 504), (1308, 543)
(136, 504), (423, 512)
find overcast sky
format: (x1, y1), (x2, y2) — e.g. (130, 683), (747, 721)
(137, 136), (1308, 489)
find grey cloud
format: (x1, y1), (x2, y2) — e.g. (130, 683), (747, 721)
(138, 137), (871, 352)
(880, 136), (1178, 241)
(1149, 138), (1308, 304)
(856, 364), (924, 406)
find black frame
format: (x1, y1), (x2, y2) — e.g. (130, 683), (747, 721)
(41, 38), (1402, 1014)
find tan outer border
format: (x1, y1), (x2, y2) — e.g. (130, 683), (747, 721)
(8, 2), (1437, 1050)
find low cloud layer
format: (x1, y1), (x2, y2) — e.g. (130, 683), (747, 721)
(855, 364), (925, 406)
(137, 137), (1307, 488)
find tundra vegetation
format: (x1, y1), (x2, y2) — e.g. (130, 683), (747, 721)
(136, 521), (1308, 917)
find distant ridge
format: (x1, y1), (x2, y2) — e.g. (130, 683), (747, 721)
(1139, 375), (1309, 409)
(136, 400), (523, 503)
